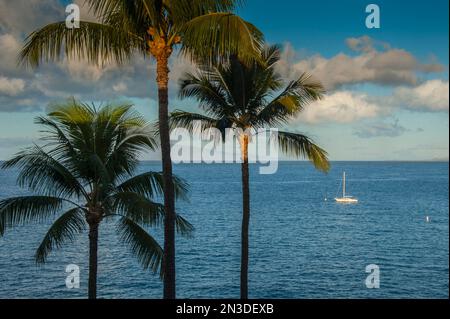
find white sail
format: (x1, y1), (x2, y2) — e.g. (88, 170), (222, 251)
(343, 172), (346, 198)
(335, 171), (358, 203)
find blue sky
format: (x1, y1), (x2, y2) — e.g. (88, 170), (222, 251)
(240, 0), (449, 61)
(0, 0), (448, 161)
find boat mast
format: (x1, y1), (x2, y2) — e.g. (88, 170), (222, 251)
(343, 172), (346, 198)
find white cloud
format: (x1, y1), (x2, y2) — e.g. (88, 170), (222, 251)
(0, 76), (25, 95)
(277, 36), (444, 90)
(392, 80), (449, 112)
(297, 91), (381, 124)
(113, 82), (128, 93)
(0, 33), (23, 75)
(61, 58), (117, 82)
(296, 79), (448, 124)
(345, 36), (390, 53)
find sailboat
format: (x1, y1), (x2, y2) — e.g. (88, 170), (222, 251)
(335, 172), (358, 203)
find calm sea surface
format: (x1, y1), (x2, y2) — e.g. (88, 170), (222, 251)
(0, 162), (448, 299)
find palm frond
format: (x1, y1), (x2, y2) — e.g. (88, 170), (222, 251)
(262, 44), (282, 69)
(277, 131), (330, 172)
(255, 73), (325, 127)
(181, 13), (264, 65)
(169, 110), (219, 133)
(0, 196), (71, 236)
(34, 115), (80, 172)
(35, 208), (86, 264)
(179, 72), (231, 115)
(117, 172), (189, 201)
(175, 214), (195, 238)
(19, 21), (140, 68)
(38, 99), (156, 184)
(117, 217), (163, 274)
(106, 129), (156, 179)
(1, 145), (87, 199)
(110, 192), (165, 226)
(86, 0), (163, 32)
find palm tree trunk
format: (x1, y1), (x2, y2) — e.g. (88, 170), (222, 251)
(156, 54), (177, 300)
(240, 135), (250, 299)
(88, 222), (99, 299)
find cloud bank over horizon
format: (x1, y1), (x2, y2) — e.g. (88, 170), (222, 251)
(0, 0), (448, 161)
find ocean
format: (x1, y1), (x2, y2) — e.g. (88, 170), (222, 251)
(0, 162), (448, 299)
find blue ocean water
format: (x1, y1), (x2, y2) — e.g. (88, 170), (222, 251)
(0, 162), (448, 299)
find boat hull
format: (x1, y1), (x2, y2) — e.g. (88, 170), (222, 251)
(335, 197), (359, 203)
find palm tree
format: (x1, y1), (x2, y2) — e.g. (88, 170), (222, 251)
(171, 45), (330, 299)
(19, 0), (263, 299)
(0, 100), (193, 299)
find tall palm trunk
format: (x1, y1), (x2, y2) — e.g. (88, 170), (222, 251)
(240, 135), (250, 299)
(156, 53), (177, 299)
(88, 221), (99, 299)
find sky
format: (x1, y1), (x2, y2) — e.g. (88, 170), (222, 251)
(0, 0), (448, 161)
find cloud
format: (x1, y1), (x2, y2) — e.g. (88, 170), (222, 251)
(59, 56), (121, 83)
(0, 76), (25, 96)
(277, 36), (444, 90)
(0, 3), (446, 123)
(296, 79), (448, 124)
(113, 82), (128, 93)
(0, 34), (22, 75)
(391, 80), (449, 112)
(353, 119), (407, 138)
(0, 0), (195, 113)
(0, 0), (62, 35)
(297, 91), (381, 123)
(346, 35), (390, 53)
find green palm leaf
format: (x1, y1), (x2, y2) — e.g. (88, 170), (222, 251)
(0, 196), (75, 236)
(111, 192), (165, 226)
(175, 214), (195, 238)
(277, 131), (330, 172)
(117, 172), (189, 201)
(19, 21), (140, 67)
(181, 13), (264, 65)
(169, 111), (220, 133)
(1, 145), (87, 199)
(117, 217), (163, 274)
(255, 73), (325, 127)
(110, 191), (194, 236)
(35, 208), (87, 264)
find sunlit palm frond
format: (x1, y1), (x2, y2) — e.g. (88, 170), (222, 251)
(181, 13), (264, 65)
(262, 44), (282, 69)
(19, 21), (139, 68)
(168, 0), (242, 28)
(277, 131), (330, 172)
(254, 73), (325, 127)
